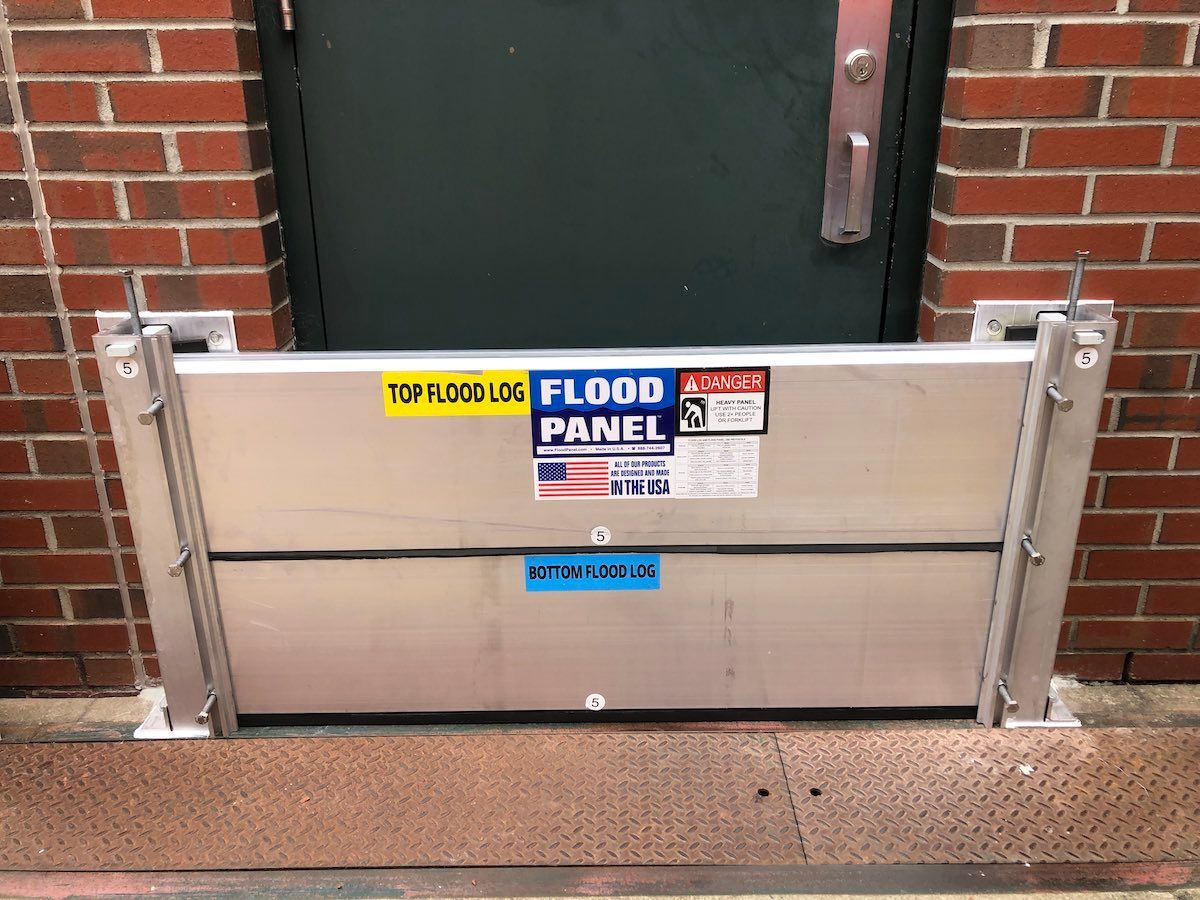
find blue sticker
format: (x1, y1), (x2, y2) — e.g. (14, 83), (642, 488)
(524, 554), (661, 592)
(530, 369), (675, 458)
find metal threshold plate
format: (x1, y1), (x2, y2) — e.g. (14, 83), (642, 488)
(1, 728), (1197, 871)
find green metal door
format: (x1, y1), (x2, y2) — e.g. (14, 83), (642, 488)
(259, 0), (945, 350)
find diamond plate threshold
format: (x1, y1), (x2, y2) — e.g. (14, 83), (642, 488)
(0, 728), (1197, 871)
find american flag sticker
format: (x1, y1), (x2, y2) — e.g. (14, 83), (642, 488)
(535, 460), (612, 499)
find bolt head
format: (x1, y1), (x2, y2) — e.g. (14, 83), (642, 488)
(986, 319), (1003, 336)
(207, 330), (225, 346)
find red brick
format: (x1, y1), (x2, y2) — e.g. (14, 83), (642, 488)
(90, 0), (252, 16)
(175, 129), (270, 171)
(1092, 436), (1172, 471)
(1131, 0), (1200, 8)
(0, 277), (55, 314)
(937, 175), (1087, 215)
(109, 81), (264, 123)
(157, 29), (259, 72)
(0, 657), (81, 687)
(1176, 438), (1200, 470)
(1150, 224), (1200, 262)
(89, 398), (110, 434)
(924, 266), (1070, 307)
(943, 75), (1103, 119)
(0, 227), (46, 265)
(52, 515), (109, 548)
(0, 479), (97, 511)
(12, 358), (74, 394)
(12, 30), (150, 73)
(1106, 356), (1191, 391)
(1054, 653), (1127, 681)
(125, 177), (274, 218)
(1110, 76), (1200, 118)
(0, 516), (49, 548)
(33, 130), (165, 172)
(1105, 474), (1200, 507)
(33, 439), (92, 473)
(5, 0), (84, 17)
(937, 125), (1022, 169)
(13, 622), (128, 652)
(18, 81), (99, 122)
(950, 23), (1036, 69)
(83, 656), (137, 687)
(1077, 511), (1156, 544)
(1026, 125), (1164, 168)
(144, 268), (284, 310)
(1128, 653), (1200, 681)
(76, 356), (102, 392)
(186, 222), (281, 264)
(1047, 23), (1187, 67)
(0, 551), (115, 584)
(234, 304), (292, 349)
(0, 397), (80, 432)
(59, 272), (127, 311)
(1161, 512), (1200, 544)
(1175, 126), (1200, 166)
(135, 621), (154, 652)
(964, 0), (1115, 10)
(1145, 585), (1200, 615)
(0, 133), (24, 171)
(96, 438), (119, 472)
(1065, 584), (1141, 616)
(1129, 314), (1200, 349)
(0, 587), (60, 617)
(1011, 223), (1145, 263)
(0, 441), (31, 473)
(1088, 549), (1200, 579)
(51, 226), (182, 265)
(69, 587), (125, 618)
(1086, 269), (1200, 307)
(1085, 473), (1101, 507)
(41, 180), (117, 219)
(1075, 618), (1193, 649)
(0, 316), (62, 352)
(1093, 175), (1200, 214)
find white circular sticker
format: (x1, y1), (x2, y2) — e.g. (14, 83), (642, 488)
(116, 359), (139, 379)
(590, 526), (611, 546)
(584, 693), (606, 711)
(1075, 347), (1098, 370)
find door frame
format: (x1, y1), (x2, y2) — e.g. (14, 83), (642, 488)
(254, 0), (953, 351)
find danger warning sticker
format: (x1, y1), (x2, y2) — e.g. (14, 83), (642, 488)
(382, 371), (529, 416)
(677, 368), (769, 435)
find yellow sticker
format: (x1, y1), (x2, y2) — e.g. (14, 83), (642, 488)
(382, 371), (530, 417)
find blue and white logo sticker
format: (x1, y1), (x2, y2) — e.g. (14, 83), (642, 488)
(530, 369), (674, 458)
(524, 553), (661, 591)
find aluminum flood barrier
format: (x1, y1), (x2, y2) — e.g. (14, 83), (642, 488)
(94, 301), (1116, 736)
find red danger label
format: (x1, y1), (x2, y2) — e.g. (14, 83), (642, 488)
(679, 370), (766, 394)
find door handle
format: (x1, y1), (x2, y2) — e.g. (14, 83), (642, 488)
(820, 0), (893, 244)
(842, 132), (870, 235)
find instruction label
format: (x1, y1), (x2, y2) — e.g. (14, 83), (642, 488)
(677, 368), (770, 435)
(524, 553), (661, 591)
(382, 371), (529, 416)
(674, 436), (759, 498)
(530, 369), (674, 457)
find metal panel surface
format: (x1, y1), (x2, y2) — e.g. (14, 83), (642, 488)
(179, 345), (1032, 552)
(215, 552), (997, 714)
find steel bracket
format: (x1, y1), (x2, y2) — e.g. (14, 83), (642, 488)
(971, 300), (1114, 343)
(95, 310), (239, 352)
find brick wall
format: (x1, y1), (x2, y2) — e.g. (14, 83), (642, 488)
(925, 0), (1200, 681)
(0, 0), (289, 696)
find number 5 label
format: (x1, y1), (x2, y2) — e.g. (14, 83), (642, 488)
(116, 360), (139, 379)
(1074, 348), (1098, 370)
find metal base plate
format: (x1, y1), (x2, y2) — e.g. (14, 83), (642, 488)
(2, 727), (1198, 871)
(131, 689), (209, 740)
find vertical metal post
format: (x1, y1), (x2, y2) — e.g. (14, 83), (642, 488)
(93, 325), (236, 736)
(977, 310), (1116, 726)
